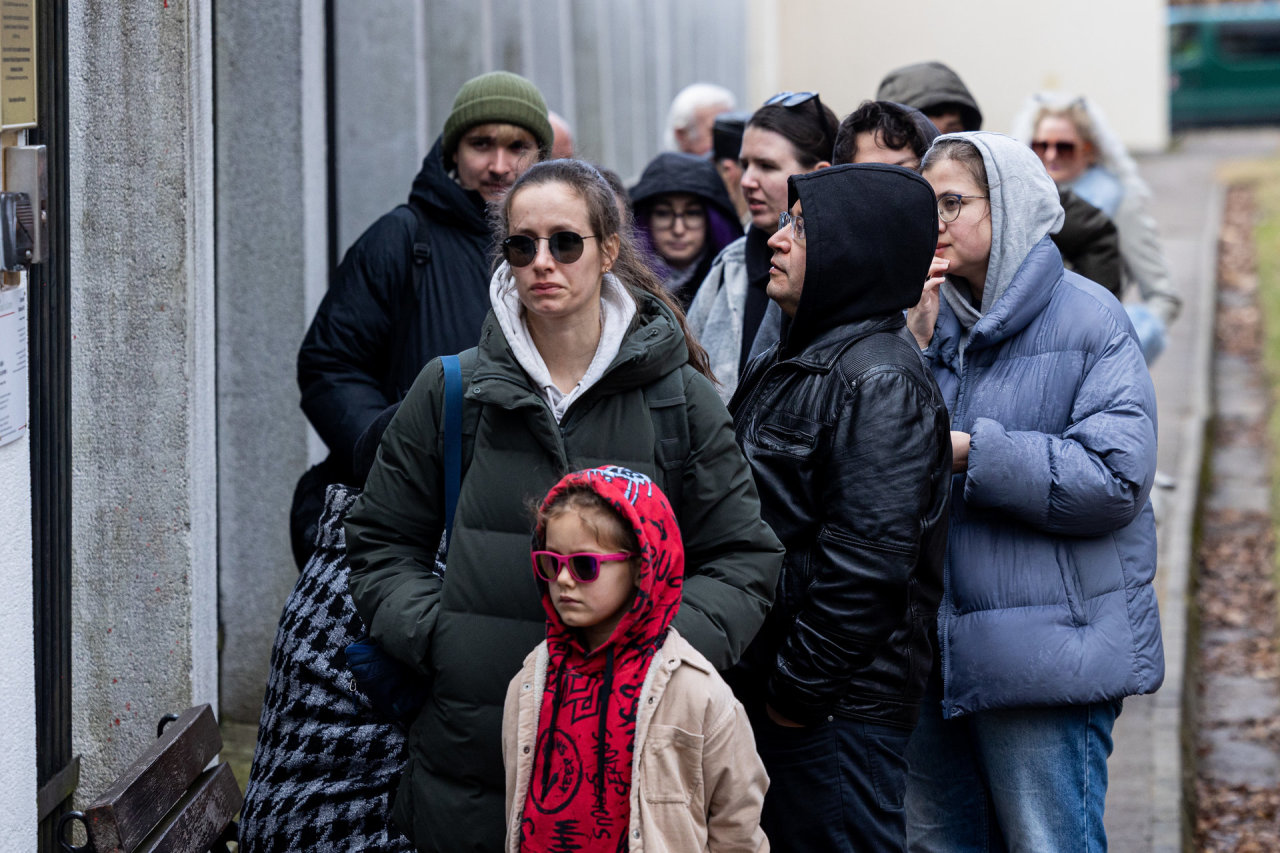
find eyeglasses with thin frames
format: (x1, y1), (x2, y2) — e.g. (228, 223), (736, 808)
(649, 206), (706, 231)
(937, 193), (988, 223)
(778, 210), (806, 241)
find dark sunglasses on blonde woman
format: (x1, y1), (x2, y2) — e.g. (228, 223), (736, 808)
(502, 231), (598, 267)
(1031, 140), (1078, 157)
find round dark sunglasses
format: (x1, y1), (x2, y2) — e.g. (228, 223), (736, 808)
(531, 550), (637, 583)
(502, 232), (598, 267)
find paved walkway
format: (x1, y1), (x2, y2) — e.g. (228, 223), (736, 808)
(1104, 128), (1280, 852)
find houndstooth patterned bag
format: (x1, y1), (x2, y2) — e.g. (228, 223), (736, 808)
(238, 485), (414, 852)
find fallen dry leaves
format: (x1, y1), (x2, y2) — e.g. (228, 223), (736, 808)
(1195, 184), (1280, 852)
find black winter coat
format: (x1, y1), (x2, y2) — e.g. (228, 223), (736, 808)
(730, 164), (952, 729)
(297, 136), (494, 481)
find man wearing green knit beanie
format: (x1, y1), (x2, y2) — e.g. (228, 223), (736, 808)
(292, 70), (553, 572)
(442, 70), (553, 201)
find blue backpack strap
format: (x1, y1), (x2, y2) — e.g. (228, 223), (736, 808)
(441, 354), (463, 543)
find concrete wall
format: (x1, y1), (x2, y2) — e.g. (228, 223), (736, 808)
(214, 4), (327, 722)
(333, 0), (748, 254)
(753, 0), (1169, 152)
(68, 0), (217, 799)
(0, 388), (35, 846)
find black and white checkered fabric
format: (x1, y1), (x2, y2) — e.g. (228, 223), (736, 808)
(238, 485), (413, 852)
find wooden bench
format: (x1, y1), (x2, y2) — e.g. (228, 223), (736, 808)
(58, 704), (242, 853)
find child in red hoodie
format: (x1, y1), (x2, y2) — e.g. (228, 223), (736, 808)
(503, 465), (769, 852)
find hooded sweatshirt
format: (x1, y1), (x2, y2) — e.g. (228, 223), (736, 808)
(630, 152), (744, 307)
(935, 132), (1065, 340)
(522, 466), (684, 851)
(876, 61), (984, 131)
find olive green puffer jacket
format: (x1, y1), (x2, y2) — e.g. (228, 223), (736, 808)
(346, 289), (783, 852)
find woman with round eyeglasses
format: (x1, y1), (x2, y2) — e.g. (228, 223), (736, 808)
(344, 159), (783, 852)
(1013, 94), (1180, 362)
(630, 151), (743, 310)
(686, 91), (838, 402)
(903, 133), (1163, 852)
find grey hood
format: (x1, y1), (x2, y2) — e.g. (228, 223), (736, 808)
(936, 131), (1064, 314)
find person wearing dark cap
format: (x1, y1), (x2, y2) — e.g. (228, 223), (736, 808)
(630, 151), (743, 309)
(291, 70), (552, 569)
(876, 61), (983, 134)
(713, 110), (752, 224)
(729, 164), (952, 852)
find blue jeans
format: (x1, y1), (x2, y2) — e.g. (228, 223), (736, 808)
(752, 705), (911, 852)
(904, 681), (1121, 853)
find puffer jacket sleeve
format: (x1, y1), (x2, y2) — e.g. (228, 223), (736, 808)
(964, 317), (1157, 537)
(671, 371), (784, 671)
(767, 370), (947, 724)
(344, 357), (446, 673)
(298, 208), (416, 466)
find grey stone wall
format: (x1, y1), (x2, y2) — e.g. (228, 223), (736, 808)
(334, 0), (747, 254)
(68, 0), (217, 797)
(214, 4), (327, 721)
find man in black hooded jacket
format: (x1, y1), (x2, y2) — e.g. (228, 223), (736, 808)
(730, 164), (952, 852)
(291, 71), (552, 567)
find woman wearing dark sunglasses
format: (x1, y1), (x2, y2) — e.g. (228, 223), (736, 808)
(686, 91), (838, 402)
(1015, 93), (1181, 362)
(345, 158), (783, 853)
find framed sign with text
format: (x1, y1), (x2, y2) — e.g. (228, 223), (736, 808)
(0, 0), (35, 129)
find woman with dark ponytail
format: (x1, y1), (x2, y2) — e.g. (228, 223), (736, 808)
(345, 159), (783, 853)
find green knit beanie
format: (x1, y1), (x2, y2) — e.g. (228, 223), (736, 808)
(442, 71), (553, 163)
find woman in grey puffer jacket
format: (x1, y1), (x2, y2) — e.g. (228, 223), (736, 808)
(902, 131), (1163, 853)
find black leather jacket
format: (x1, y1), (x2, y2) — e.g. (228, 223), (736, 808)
(729, 164), (952, 729)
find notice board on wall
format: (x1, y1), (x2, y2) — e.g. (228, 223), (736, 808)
(0, 283), (26, 445)
(0, 0), (35, 130)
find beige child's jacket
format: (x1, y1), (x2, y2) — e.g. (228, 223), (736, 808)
(502, 627), (770, 852)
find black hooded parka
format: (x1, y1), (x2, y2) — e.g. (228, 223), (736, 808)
(730, 164), (952, 729)
(291, 138), (496, 562)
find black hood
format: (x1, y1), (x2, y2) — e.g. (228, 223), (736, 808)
(630, 151), (739, 224)
(781, 164), (937, 352)
(876, 62), (983, 131)
(407, 136), (490, 235)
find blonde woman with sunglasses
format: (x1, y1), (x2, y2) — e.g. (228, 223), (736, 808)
(1013, 94), (1181, 362)
(344, 159), (783, 853)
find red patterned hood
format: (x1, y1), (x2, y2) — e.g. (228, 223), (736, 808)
(534, 465), (684, 656)
(521, 466), (684, 849)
